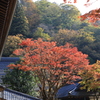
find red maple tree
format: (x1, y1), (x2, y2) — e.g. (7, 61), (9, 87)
(8, 38), (89, 100)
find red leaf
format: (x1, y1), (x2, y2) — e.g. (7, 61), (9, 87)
(63, 0), (67, 3)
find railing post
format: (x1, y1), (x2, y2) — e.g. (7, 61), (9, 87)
(0, 86), (6, 100)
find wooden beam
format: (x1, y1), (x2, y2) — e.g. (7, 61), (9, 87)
(0, 0), (17, 57)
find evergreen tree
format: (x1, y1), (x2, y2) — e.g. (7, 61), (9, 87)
(2, 67), (39, 96)
(9, 1), (30, 37)
(33, 27), (51, 40)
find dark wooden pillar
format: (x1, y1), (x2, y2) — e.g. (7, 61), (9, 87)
(0, 0), (17, 57)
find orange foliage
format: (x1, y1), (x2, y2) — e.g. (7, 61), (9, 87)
(63, 0), (94, 4)
(80, 8), (100, 24)
(9, 38), (89, 81)
(8, 38), (89, 100)
(63, 0), (77, 3)
(63, 0), (67, 3)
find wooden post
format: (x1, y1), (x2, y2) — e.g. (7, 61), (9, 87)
(0, 86), (6, 100)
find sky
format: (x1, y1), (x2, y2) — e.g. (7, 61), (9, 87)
(33, 0), (100, 14)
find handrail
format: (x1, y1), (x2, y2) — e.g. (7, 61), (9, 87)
(4, 88), (40, 100)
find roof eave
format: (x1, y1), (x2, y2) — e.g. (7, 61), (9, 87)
(0, 0), (17, 57)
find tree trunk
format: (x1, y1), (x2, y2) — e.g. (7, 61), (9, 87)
(41, 91), (58, 100)
(40, 89), (48, 100)
(95, 93), (99, 100)
(95, 96), (99, 100)
(47, 96), (58, 100)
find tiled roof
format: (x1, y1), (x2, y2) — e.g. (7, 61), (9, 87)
(56, 83), (79, 98)
(0, 57), (20, 83)
(56, 82), (95, 99)
(0, 57), (20, 62)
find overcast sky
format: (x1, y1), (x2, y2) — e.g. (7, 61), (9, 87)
(33, 0), (100, 14)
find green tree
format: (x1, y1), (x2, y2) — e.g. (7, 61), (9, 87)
(40, 3), (61, 27)
(36, 1), (82, 34)
(53, 29), (95, 46)
(58, 4), (81, 30)
(53, 29), (79, 46)
(76, 29), (95, 48)
(35, 0), (52, 16)
(3, 34), (23, 57)
(2, 66), (38, 96)
(35, 0), (56, 34)
(9, 1), (30, 37)
(20, 0), (40, 32)
(33, 27), (51, 40)
(82, 42), (100, 63)
(77, 24), (100, 63)
(83, 25), (100, 42)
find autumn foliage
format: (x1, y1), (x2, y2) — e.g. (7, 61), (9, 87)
(79, 61), (100, 91)
(80, 8), (100, 24)
(8, 38), (89, 100)
(79, 60), (100, 100)
(63, 0), (94, 4)
(63, 0), (77, 3)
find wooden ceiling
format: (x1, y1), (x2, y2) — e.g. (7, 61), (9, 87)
(0, 0), (17, 57)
